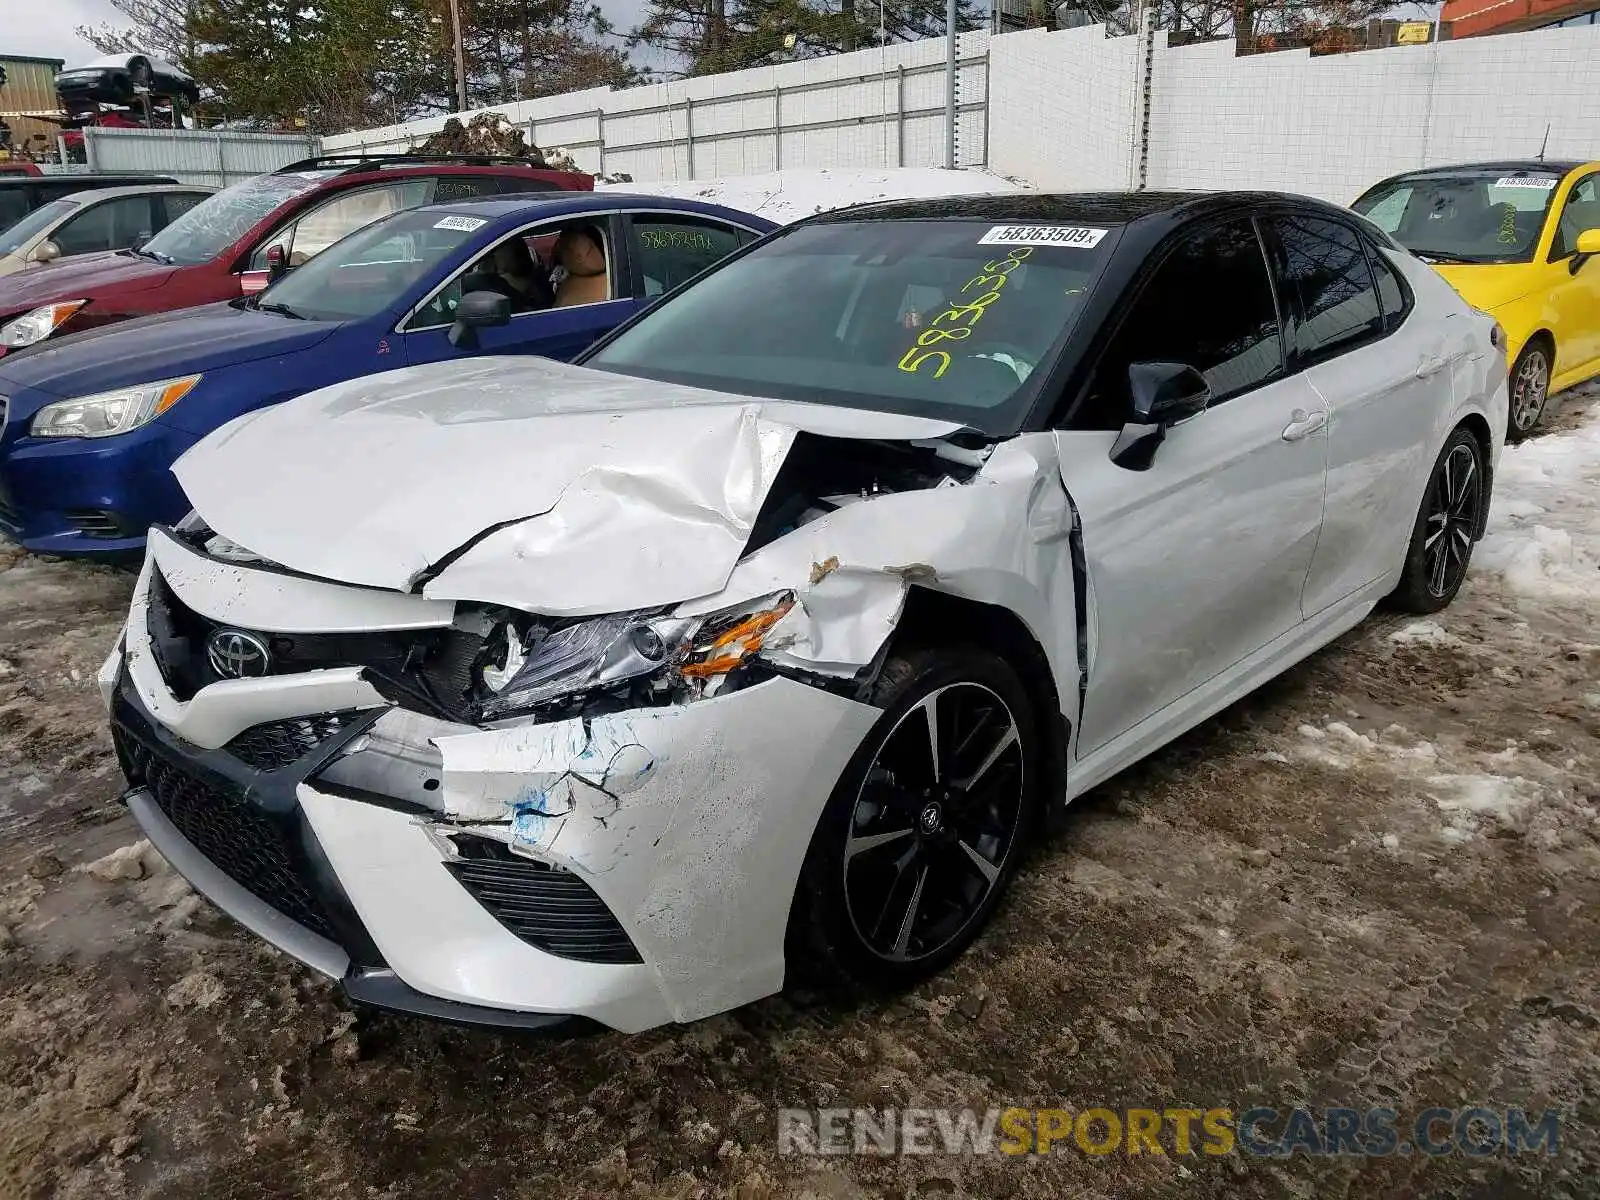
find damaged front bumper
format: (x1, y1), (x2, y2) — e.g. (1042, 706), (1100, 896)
(106, 539), (880, 1032)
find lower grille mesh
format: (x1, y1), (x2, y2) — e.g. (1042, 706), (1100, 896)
(118, 731), (340, 943)
(225, 713), (363, 772)
(446, 837), (641, 965)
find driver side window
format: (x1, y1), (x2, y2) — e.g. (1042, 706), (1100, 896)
(1072, 219), (1283, 431)
(1549, 175), (1599, 260)
(250, 180), (431, 270)
(406, 218), (613, 331)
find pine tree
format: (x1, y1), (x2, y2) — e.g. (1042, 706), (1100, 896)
(630, 0), (986, 79)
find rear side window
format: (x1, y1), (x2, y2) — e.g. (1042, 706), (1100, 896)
(0, 189), (30, 227)
(161, 191), (209, 223)
(493, 175), (559, 196)
(1074, 218), (1283, 430)
(1368, 244), (1410, 332)
(632, 217), (748, 297)
(431, 174), (514, 202)
(1270, 216), (1383, 361)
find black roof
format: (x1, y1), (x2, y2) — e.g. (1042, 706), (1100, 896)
(813, 190), (1356, 227)
(1381, 160), (1585, 180)
(0, 172), (179, 189)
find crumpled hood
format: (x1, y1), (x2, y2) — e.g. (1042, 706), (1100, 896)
(175, 356), (965, 616)
(1431, 263), (1540, 312)
(0, 302), (339, 400)
(0, 251), (172, 318)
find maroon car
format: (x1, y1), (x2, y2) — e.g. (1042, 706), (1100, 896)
(0, 154), (593, 358)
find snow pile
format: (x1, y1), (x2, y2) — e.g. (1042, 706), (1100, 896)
(1290, 720), (1439, 770)
(1389, 620), (1458, 646)
(601, 167), (1027, 225)
(1473, 387), (1600, 602)
(1426, 772), (1543, 841)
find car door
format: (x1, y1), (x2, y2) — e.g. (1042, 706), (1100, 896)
(626, 212), (759, 301)
(400, 213), (639, 366)
(1267, 213), (1455, 616)
(1545, 172), (1600, 378)
(1054, 216), (1328, 758)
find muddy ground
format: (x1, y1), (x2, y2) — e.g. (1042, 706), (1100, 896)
(1, 393), (1597, 1200)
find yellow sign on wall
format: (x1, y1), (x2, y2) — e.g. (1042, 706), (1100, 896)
(1397, 21), (1434, 43)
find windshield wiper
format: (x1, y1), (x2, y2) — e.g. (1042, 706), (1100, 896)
(255, 300), (305, 320)
(1410, 250), (1484, 264)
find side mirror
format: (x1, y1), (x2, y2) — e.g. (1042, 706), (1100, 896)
(1110, 361), (1212, 471)
(30, 239), (61, 264)
(448, 289), (512, 349)
(265, 244), (289, 282)
(1571, 228), (1600, 274)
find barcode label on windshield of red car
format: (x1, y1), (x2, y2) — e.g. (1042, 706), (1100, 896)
(434, 215), (488, 232)
(979, 225), (1109, 248)
(1495, 176), (1558, 189)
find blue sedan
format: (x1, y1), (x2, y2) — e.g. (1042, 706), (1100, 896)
(0, 192), (774, 556)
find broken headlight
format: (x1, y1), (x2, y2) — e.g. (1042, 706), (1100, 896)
(477, 592), (794, 719)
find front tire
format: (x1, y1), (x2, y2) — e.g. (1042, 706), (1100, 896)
(786, 646), (1041, 991)
(1507, 340), (1552, 442)
(1390, 427), (1487, 614)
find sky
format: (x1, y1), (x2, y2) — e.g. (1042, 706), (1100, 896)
(5, 0), (653, 68)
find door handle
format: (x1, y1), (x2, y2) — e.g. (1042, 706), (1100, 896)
(1416, 348), (1451, 378)
(1281, 408), (1327, 442)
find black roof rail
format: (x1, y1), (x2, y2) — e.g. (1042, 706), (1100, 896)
(275, 153), (546, 175)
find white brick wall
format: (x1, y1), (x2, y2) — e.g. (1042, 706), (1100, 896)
(991, 22), (1600, 204)
(323, 22), (1600, 198)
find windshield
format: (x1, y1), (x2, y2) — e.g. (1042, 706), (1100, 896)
(256, 208), (489, 322)
(1353, 169), (1564, 263)
(0, 198), (77, 256)
(142, 169), (340, 266)
(586, 219), (1114, 434)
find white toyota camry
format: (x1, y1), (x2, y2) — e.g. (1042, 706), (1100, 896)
(102, 192), (1507, 1032)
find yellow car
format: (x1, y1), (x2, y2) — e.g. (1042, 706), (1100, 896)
(1354, 160), (1600, 439)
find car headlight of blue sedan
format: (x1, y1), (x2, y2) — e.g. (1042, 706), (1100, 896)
(30, 374), (202, 438)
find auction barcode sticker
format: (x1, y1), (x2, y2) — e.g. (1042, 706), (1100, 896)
(979, 225), (1109, 248)
(435, 215), (488, 232)
(1494, 176), (1558, 189)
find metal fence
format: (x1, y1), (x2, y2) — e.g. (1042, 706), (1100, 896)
(524, 55), (991, 179)
(324, 34), (991, 179)
(82, 127), (318, 188)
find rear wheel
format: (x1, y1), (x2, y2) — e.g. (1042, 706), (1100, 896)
(787, 647), (1040, 990)
(1507, 340), (1551, 441)
(1390, 427), (1487, 614)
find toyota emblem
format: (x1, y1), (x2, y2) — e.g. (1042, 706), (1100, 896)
(206, 629), (271, 680)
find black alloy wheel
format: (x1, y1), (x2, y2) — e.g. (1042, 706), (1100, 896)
(1391, 426), (1487, 614)
(788, 647), (1040, 989)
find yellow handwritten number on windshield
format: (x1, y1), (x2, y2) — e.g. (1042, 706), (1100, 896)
(897, 248), (1033, 378)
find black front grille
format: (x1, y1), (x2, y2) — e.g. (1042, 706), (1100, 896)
(445, 836), (641, 964)
(225, 712), (363, 772)
(145, 567), (484, 712)
(117, 729), (340, 943)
